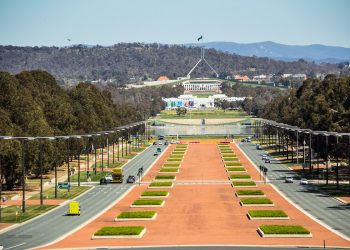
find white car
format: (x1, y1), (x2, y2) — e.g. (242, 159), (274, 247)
(262, 154), (268, 160)
(158, 141), (163, 145)
(284, 175), (293, 183)
(300, 178), (308, 185)
(104, 175), (113, 182)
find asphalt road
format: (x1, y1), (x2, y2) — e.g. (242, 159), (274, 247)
(0, 144), (167, 250)
(239, 142), (350, 239)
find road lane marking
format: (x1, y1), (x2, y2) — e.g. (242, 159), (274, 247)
(4, 242), (26, 250)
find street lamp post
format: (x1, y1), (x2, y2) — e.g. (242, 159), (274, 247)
(21, 137), (35, 213)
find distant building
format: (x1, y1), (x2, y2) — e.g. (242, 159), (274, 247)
(234, 75), (250, 82)
(182, 79), (222, 92)
(252, 74), (272, 83)
(158, 76), (170, 81)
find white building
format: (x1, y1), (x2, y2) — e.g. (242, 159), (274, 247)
(182, 79), (222, 92)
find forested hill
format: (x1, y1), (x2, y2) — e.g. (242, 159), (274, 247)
(0, 43), (339, 85)
(261, 75), (350, 133)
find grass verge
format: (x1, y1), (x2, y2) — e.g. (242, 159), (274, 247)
(163, 163), (180, 167)
(232, 181), (256, 186)
(149, 182), (173, 187)
(0, 205), (57, 223)
(132, 199), (164, 205)
(155, 175), (176, 180)
(160, 168), (179, 172)
(230, 174), (251, 179)
(259, 225), (310, 234)
(117, 211), (156, 219)
(236, 190), (264, 196)
(227, 167), (246, 171)
(249, 210), (288, 218)
(141, 191), (169, 197)
(240, 197), (273, 204)
(30, 186), (90, 200)
(225, 162), (242, 166)
(94, 226), (144, 236)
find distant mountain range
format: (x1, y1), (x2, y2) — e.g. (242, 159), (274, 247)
(186, 41), (350, 64)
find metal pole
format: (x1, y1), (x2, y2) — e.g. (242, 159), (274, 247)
(21, 140), (26, 213)
(336, 135), (339, 188)
(112, 136), (115, 164)
(309, 132), (312, 175)
(107, 135), (110, 168)
(39, 142), (44, 206)
(122, 136), (124, 158)
(87, 138), (90, 179)
(94, 142), (97, 175)
(118, 137), (120, 161)
(296, 131), (299, 165)
(77, 139), (81, 187)
(67, 138), (71, 187)
(325, 135), (329, 185)
(101, 135), (104, 172)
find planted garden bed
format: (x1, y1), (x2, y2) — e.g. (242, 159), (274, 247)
(131, 199), (164, 207)
(167, 158), (182, 162)
(230, 174), (251, 180)
(225, 162), (243, 166)
(155, 175), (176, 180)
(141, 190), (169, 198)
(163, 163), (180, 167)
(221, 153), (236, 157)
(92, 226), (146, 239)
(240, 197), (274, 206)
(258, 225), (312, 238)
(226, 167), (246, 172)
(223, 157), (239, 161)
(235, 190), (265, 197)
(248, 210), (288, 220)
(149, 182), (174, 188)
(115, 211), (157, 221)
(232, 181), (256, 187)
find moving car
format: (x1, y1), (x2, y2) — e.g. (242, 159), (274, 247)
(127, 175), (136, 183)
(104, 175), (113, 182)
(158, 141), (163, 145)
(284, 175), (293, 183)
(256, 144), (262, 150)
(153, 141), (157, 145)
(164, 140), (169, 145)
(262, 154), (268, 160)
(264, 158), (271, 163)
(153, 151), (159, 156)
(241, 138), (246, 142)
(100, 177), (107, 185)
(300, 178), (308, 185)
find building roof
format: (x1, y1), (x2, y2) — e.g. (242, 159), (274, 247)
(157, 76), (170, 81)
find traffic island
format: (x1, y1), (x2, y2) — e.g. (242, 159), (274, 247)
(148, 182), (174, 188)
(115, 211), (157, 221)
(247, 210), (289, 220)
(140, 190), (169, 198)
(130, 199), (165, 207)
(231, 181), (257, 187)
(222, 157), (239, 162)
(225, 162), (243, 167)
(159, 168), (179, 173)
(226, 167), (247, 173)
(154, 175), (176, 181)
(257, 225), (312, 238)
(229, 174), (251, 181)
(92, 226), (146, 239)
(163, 163), (181, 168)
(240, 197), (274, 207)
(235, 189), (265, 197)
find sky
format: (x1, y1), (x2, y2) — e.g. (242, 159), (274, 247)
(0, 0), (349, 48)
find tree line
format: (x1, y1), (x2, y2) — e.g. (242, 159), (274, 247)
(0, 70), (184, 190)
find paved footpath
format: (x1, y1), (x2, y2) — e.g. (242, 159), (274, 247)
(239, 142), (350, 239)
(44, 140), (349, 249)
(0, 145), (166, 250)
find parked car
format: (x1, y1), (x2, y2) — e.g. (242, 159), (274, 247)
(104, 175), (113, 182)
(300, 178), (308, 185)
(284, 175), (293, 183)
(127, 175), (136, 183)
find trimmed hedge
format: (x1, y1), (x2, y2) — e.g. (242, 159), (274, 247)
(149, 182), (173, 187)
(160, 168), (179, 172)
(225, 162), (242, 166)
(232, 181), (256, 186)
(141, 191), (169, 196)
(259, 225), (310, 234)
(240, 197), (273, 204)
(227, 167), (246, 171)
(236, 190), (264, 196)
(248, 210), (288, 218)
(155, 175), (176, 180)
(117, 211), (156, 219)
(94, 226), (144, 236)
(132, 199), (163, 205)
(230, 174), (251, 179)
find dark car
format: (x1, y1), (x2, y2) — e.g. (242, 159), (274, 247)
(241, 139), (246, 142)
(153, 151), (159, 156)
(153, 141), (157, 145)
(164, 140), (169, 145)
(100, 177), (108, 185)
(127, 175), (136, 183)
(265, 158), (271, 163)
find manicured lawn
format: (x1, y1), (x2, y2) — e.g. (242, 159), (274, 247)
(236, 190), (265, 196)
(230, 174), (251, 179)
(223, 157), (239, 161)
(94, 226), (144, 236)
(240, 197), (273, 204)
(155, 175), (176, 180)
(117, 211), (156, 219)
(1, 205), (57, 223)
(221, 154), (236, 157)
(167, 158), (181, 162)
(171, 152), (184, 155)
(168, 156), (183, 159)
(141, 191), (169, 197)
(123, 153), (137, 159)
(173, 150), (186, 153)
(69, 171), (111, 182)
(160, 168), (179, 172)
(149, 182), (173, 187)
(227, 167), (246, 172)
(30, 186), (90, 200)
(132, 199), (164, 205)
(225, 162), (242, 166)
(163, 163), (180, 167)
(232, 181), (256, 186)
(92, 161), (124, 169)
(259, 225), (310, 234)
(248, 210), (288, 218)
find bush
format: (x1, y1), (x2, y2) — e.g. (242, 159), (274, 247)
(149, 182), (173, 187)
(232, 181), (256, 186)
(94, 226), (144, 236)
(117, 211), (156, 218)
(248, 210), (288, 218)
(230, 174), (251, 179)
(225, 162), (242, 166)
(259, 225), (310, 234)
(227, 167), (246, 171)
(160, 168), (179, 172)
(132, 199), (163, 205)
(155, 175), (175, 180)
(236, 190), (264, 195)
(240, 197), (273, 204)
(141, 191), (169, 196)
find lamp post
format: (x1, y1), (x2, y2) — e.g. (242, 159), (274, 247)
(21, 137), (35, 213)
(73, 136), (82, 187)
(105, 132), (110, 169)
